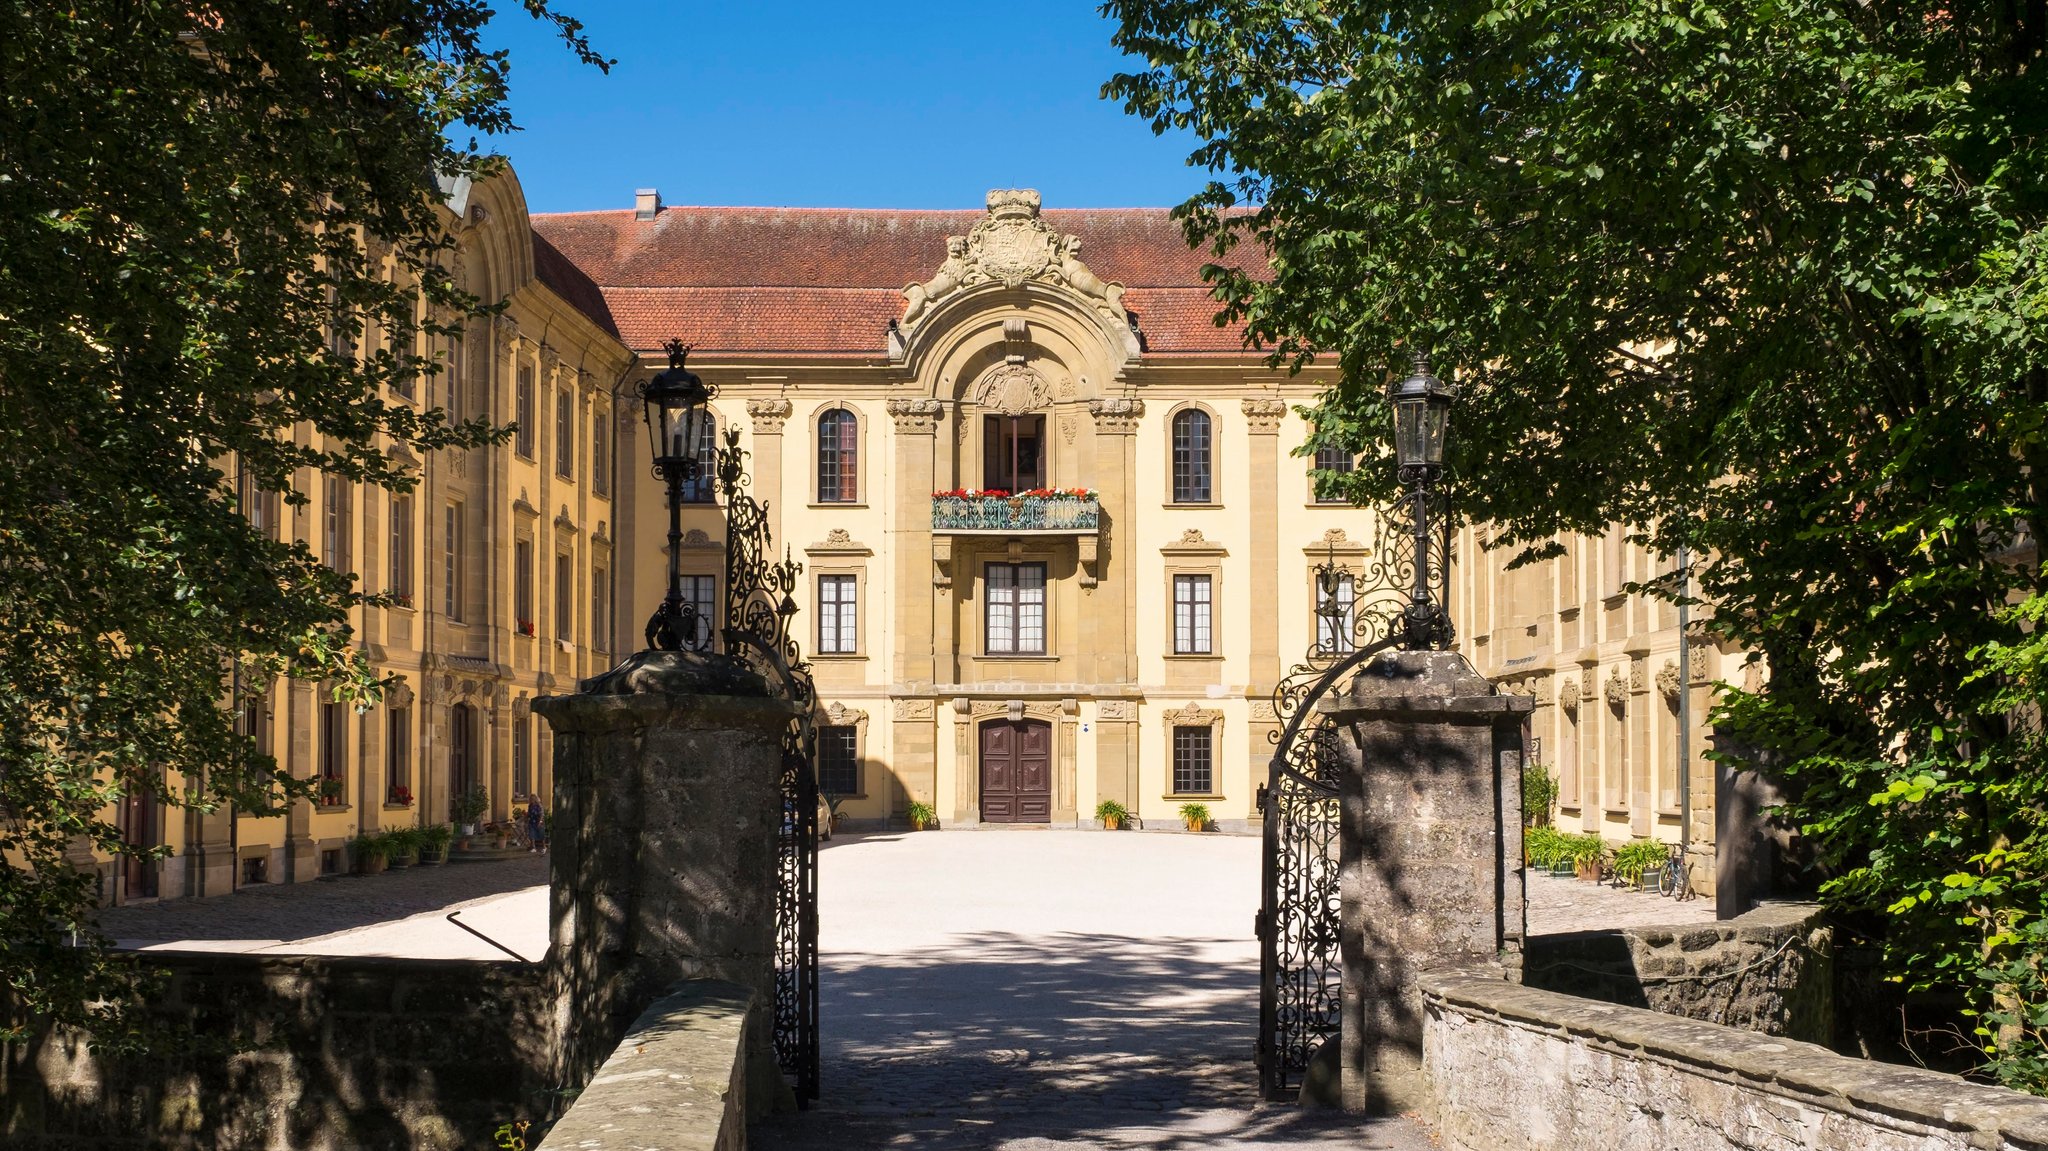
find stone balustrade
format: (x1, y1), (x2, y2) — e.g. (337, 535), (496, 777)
(1423, 971), (2048, 1151)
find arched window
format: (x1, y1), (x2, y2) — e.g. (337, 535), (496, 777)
(1171, 409), (1213, 503)
(679, 417), (720, 503)
(817, 409), (858, 502)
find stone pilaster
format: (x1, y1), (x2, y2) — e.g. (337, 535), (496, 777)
(1087, 397), (1142, 809)
(886, 398), (943, 815)
(1244, 396), (1287, 813)
(746, 398), (792, 549)
(1322, 650), (1531, 1114)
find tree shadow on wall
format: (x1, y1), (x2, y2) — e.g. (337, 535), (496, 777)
(751, 931), (1427, 1150)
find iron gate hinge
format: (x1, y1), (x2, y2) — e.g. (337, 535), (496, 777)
(1256, 782), (1269, 812)
(1254, 908), (1268, 940)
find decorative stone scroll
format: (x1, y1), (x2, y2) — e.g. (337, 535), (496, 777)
(386, 679), (416, 709)
(806, 528), (873, 558)
(1242, 397), (1288, 434)
(892, 698), (937, 721)
(898, 189), (1128, 333)
(1657, 660), (1682, 707)
(1096, 699), (1134, 721)
(823, 701), (869, 733)
(746, 397), (793, 434)
(886, 397), (944, 434)
(1605, 666), (1629, 711)
(1558, 675), (1582, 713)
(1249, 700), (1279, 723)
(1087, 396), (1144, 435)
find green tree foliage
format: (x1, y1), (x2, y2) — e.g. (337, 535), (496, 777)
(0, 2), (603, 1042)
(1105, 1), (2048, 1083)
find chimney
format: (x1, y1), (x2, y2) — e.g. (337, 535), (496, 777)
(633, 188), (661, 221)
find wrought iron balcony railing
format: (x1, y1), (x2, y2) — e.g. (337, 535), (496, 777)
(931, 493), (1100, 534)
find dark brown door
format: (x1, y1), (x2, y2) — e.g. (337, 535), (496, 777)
(979, 719), (1052, 824)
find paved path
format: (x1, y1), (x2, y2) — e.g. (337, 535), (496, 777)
(94, 854), (549, 960)
(753, 830), (1435, 1150)
(1526, 870), (1715, 935)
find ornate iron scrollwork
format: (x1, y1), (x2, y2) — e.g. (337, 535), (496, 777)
(1256, 484), (1454, 1099)
(712, 427), (820, 1104)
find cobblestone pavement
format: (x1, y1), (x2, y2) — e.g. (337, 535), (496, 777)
(753, 830), (1436, 1150)
(94, 854), (549, 960)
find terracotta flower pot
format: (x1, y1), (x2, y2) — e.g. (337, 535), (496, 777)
(1103, 816), (1121, 830)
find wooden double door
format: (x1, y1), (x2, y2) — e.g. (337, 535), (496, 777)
(979, 719), (1052, 824)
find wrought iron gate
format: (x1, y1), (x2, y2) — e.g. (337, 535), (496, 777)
(716, 430), (821, 1104)
(1256, 488), (1451, 1098)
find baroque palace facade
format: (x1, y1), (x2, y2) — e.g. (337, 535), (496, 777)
(104, 168), (1729, 904)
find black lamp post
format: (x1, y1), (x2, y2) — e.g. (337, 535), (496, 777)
(1389, 349), (1455, 649)
(640, 339), (717, 651)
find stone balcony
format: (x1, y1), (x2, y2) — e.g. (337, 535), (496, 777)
(930, 493), (1100, 535)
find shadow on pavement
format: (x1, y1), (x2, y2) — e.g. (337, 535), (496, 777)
(753, 930), (1431, 1150)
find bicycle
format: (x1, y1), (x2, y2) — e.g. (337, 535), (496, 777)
(1656, 843), (1695, 900)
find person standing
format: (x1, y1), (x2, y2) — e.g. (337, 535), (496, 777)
(525, 795), (546, 854)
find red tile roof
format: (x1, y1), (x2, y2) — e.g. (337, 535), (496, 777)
(527, 206), (1261, 357)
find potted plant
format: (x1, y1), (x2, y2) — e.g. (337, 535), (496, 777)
(1612, 839), (1667, 891)
(417, 823), (452, 865)
(906, 800), (937, 831)
(388, 783), (413, 808)
(1179, 802), (1211, 832)
(384, 826), (420, 868)
(351, 831), (389, 876)
(489, 820), (511, 849)
(1095, 799), (1130, 831)
(452, 786), (489, 837)
(1572, 836), (1607, 881)
(317, 776), (345, 807)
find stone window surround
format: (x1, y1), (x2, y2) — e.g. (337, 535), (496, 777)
(1159, 702), (1227, 801)
(1161, 530), (1228, 674)
(1303, 531), (1372, 656)
(1164, 400), (1221, 507)
(979, 550), (1056, 658)
(818, 702), (871, 798)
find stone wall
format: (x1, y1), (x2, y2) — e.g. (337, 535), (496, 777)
(1, 952), (554, 1151)
(535, 981), (752, 1151)
(1423, 971), (2048, 1151)
(1523, 902), (1834, 1044)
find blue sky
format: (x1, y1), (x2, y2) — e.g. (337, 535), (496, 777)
(486, 2), (1206, 214)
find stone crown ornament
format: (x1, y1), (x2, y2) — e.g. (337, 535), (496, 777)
(898, 189), (1132, 343)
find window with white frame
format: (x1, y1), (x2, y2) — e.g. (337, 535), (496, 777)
(682, 574), (717, 650)
(444, 502), (465, 621)
(389, 495), (413, 604)
(1173, 574), (1213, 654)
(985, 563), (1047, 654)
(1313, 443), (1356, 503)
(1316, 572), (1357, 653)
(818, 574), (858, 653)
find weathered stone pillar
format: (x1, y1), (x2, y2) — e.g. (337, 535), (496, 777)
(533, 649), (799, 1112)
(1322, 649), (1531, 1114)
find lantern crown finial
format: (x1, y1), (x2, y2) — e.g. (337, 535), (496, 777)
(663, 339), (694, 372)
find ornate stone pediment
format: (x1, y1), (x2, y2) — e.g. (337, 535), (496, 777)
(975, 363), (1051, 416)
(897, 190), (1136, 354)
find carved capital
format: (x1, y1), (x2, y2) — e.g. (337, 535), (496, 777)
(1657, 660), (1681, 707)
(886, 397), (944, 435)
(1558, 676), (1582, 713)
(1241, 397), (1287, 434)
(1087, 396), (1144, 435)
(493, 314), (519, 341)
(932, 535), (954, 589)
(538, 343), (560, 374)
(1605, 666), (1629, 710)
(747, 397), (793, 434)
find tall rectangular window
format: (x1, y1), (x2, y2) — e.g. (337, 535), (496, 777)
(982, 415), (1046, 491)
(1172, 726), (1213, 794)
(237, 692), (270, 766)
(985, 562), (1047, 654)
(592, 567), (610, 652)
(680, 421), (719, 503)
(322, 476), (351, 573)
(387, 708), (411, 803)
(512, 718), (531, 801)
(556, 387), (575, 479)
(444, 502), (465, 621)
(1313, 444), (1356, 503)
(1316, 573), (1357, 654)
(389, 495), (413, 604)
(238, 469), (278, 540)
(818, 725), (860, 795)
(514, 539), (534, 632)
(818, 575), (858, 653)
(515, 366), (535, 458)
(318, 700), (346, 804)
(1173, 574), (1213, 654)
(555, 552), (574, 640)
(683, 574), (717, 650)
(593, 404), (611, 496)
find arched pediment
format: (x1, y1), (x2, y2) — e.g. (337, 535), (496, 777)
(889, 190), (1141, 372)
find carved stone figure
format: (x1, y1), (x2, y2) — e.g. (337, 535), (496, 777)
(900, 237), (970, 329)
(1058, 236), (1125, 316)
